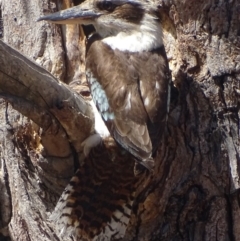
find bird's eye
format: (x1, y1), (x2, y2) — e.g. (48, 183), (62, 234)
(98, 1), (116, 12)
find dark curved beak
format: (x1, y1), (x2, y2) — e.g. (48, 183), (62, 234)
(37, 5), (101, 24)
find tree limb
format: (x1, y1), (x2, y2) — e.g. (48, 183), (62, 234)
(0, 40), (93, 155)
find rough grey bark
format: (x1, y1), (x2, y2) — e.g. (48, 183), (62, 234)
(0, 0), (239, 240)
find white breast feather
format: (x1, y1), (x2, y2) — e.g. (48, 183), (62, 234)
(102, 14), (163, 52)
(90, 100), (110, 138)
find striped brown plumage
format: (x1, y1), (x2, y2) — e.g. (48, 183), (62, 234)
(50, 138), (143, 240)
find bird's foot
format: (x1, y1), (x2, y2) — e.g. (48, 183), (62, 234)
(81, 133), (102, 156)
(134, 158), (154, 176)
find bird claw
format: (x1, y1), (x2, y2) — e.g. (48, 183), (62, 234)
(134, 158), (154, 176)
(81, 133), (102, 156)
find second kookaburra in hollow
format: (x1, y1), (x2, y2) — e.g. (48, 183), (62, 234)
(39, 0), (170, 170)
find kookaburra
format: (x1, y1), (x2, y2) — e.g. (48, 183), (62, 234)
(39, 0), (170, 170)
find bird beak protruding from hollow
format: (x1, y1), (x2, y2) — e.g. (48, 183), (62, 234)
(37, 5), (101, 24)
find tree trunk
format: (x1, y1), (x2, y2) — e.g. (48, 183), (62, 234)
(0, 0), (239, 240)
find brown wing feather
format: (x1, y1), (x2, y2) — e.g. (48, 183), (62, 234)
(86, 34), (170, 165)
(131, 47), (170, 154)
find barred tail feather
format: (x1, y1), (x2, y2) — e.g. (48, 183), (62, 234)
(50, 138), (139, 241)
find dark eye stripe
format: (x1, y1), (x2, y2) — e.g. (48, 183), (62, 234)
(97, 1), (117, 12)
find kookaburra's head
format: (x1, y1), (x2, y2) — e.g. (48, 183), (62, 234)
(38, 0), (163, 51)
